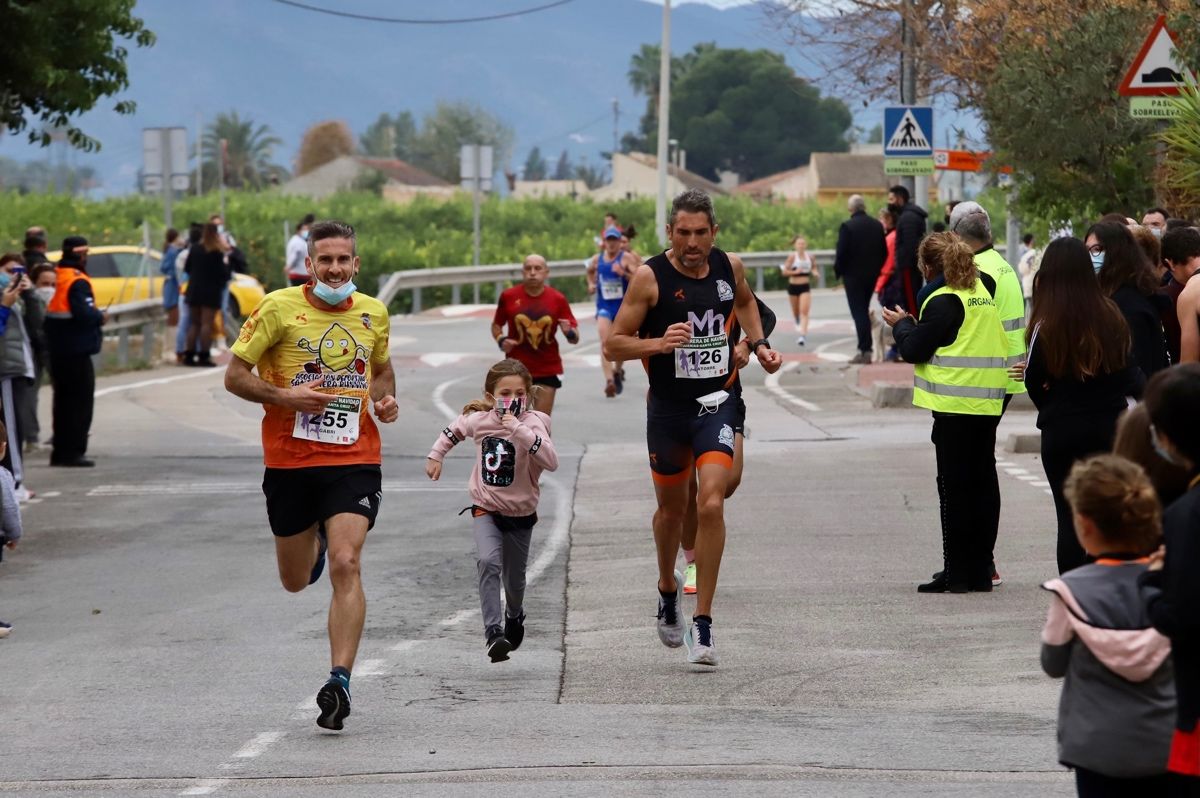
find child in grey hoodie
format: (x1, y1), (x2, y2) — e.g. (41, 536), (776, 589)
(1041, 455), (1174, 796)
(426, 359), (558, 664)
(0, 418), (23, 638)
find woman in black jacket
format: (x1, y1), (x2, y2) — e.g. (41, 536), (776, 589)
(183, 223), (231, 367)
(1086, 221), (1170, 379)
(1018, 237), (1144, 574)
(1142, 364), (1200, 791)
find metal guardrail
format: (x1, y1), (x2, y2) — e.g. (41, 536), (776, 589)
(102, 298), (164, 370)
(377, 244), (1010, 312)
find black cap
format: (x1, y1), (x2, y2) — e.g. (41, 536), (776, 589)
(61, 235), (88, 255)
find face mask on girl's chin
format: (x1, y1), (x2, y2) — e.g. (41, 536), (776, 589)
(1091, 252), (1105, 273)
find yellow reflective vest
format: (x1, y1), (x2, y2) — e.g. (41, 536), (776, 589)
(974, 247), (1027, 394)
(912, 279), (1010, 416)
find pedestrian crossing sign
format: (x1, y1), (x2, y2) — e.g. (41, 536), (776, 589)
(884, 106), (934, 157)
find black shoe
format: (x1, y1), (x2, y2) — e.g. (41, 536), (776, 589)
(195, 355), (218, 368)
(848, 351), (872, 365)
(183, 352), (197, 367)
(316, 679), (351, 730)
(613, 367), (625, 395)
(50, 457), (95, 468)
(486, 626), (511, 663)
(504, 612), (526, 651)
(917, 572), (969, 593)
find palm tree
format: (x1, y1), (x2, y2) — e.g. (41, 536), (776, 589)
(201, 111), (284, 190)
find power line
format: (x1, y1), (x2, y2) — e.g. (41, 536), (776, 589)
(527, 111), (613, 150)
(266, 0), (576, 24)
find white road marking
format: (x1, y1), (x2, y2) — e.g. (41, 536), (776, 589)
(420, 352), (468, 368)
(763, 361), (821, 412)
(814, 335), (855, 363)
(95, 368), (222, 398)
(1016, 475), (1039, 481)
(390, 639), (426, 653)
(432, 376), (469, 421)
(440, 608), (477, 627)
(355, 658), (387, 676)
(1004, 468), (1029, 475)
(1032, 481), (1050, 487)
(233, 732), (283, 759)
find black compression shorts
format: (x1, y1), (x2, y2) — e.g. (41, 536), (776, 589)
(262, 464), (382, 537)
(646, 391), (739, 485)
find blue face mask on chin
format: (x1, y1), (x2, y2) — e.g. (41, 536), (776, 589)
(1091, 251), (1105, 273)
(1152, 426), (1187, 467)
(312, 278), (356, 305)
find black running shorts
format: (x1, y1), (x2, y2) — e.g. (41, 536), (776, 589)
(646, 391), (739, 485)
(532, 374), (562, 389)
(261, 464), (382, 537)
(786, 282), (811, 296)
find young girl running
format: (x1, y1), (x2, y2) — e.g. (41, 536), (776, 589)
(425, 359), (558, 663)
(1041, 455), (1174, 796)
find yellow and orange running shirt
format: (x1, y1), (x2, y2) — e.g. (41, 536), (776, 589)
(231, 286), (391, 469)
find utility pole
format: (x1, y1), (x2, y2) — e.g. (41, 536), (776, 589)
(161, 128), (173, 229)
(655, 0), (671, 247)
(218, 138), (227, 221)
(898, 0), (917, 196)
(195, 111), (203, 196)
(472, 145), (482, 267)
(612, 98), (619, 155)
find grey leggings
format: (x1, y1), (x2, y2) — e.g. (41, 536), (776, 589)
(472, 513), (534, 635)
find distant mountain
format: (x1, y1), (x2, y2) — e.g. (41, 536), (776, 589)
(0, 0), (974, 196)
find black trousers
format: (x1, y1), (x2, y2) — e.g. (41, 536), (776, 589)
(49, 352), (95, 463)
(1074, 766), (1169, 797)
(931, 413), (1000, 586)
(842, 273), (876, 353)
(1041, 411), (1122, 574)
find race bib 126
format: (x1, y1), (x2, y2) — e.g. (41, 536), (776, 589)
(292, 396), (362, 445)
(675, 335), (729, 379)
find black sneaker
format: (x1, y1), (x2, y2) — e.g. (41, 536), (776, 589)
(504, 613), (526, 651)
(917, 572), (969, 594)
(613, 367), (625, 395)
(486, 626), (511, 663)
(316, 679), (351, 730)
(308, 524), (328, 585)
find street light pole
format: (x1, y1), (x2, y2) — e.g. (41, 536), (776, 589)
(655, 0), (671, 248)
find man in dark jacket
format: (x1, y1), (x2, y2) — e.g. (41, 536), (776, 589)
(834, 194), (887, 363)
(21, 227), (49, 268)
(44, 236), (105, 467)
(883, 185), (929, 317)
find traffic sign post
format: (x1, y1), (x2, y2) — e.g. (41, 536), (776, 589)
(142, 126), (190, 228)
(1119, 15), (1194, 119)
(883, 105), (934, 179)
(460, 144), (494, 269)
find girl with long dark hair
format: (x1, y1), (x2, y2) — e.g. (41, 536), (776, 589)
(1021, 237), (1145, 573)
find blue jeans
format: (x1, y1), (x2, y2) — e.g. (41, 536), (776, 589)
(175, 302), (190, 355)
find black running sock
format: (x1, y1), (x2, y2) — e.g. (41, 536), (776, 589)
(330, 666), (351, 693)
(694, 615), (712, 625)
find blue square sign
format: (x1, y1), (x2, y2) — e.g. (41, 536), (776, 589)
(884, 106), (934, 157)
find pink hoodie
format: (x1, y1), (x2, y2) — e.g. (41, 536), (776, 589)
(428, 409), (558, 517)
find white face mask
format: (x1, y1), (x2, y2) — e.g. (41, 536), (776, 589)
(34, 286), (55, 304)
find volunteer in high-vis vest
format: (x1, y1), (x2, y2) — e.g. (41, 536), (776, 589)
(883, 233), (1008, 594)
(45, 235), (106, 468)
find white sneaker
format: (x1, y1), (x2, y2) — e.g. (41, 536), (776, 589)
(796, 335), (806, 346)
(13, 486), (32, 503)
(656, 569), (685, 648)
(684, 617), (718, 666)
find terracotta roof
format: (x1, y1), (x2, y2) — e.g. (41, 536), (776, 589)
(810, 153), (887, 190)
(355, 157), (451, 187)
(625, 152), (727, 196)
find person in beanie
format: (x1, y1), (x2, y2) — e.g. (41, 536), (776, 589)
(44, 236), (105, 467)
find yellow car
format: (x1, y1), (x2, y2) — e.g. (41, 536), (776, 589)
(46, 244), (266, 320)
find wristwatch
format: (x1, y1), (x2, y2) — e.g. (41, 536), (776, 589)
(750, 338), (770, 354)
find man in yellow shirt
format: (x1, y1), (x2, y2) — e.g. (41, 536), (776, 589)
(224, 220), (398, 731)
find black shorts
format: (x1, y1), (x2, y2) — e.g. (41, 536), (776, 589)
(646, 390), (740, 484)
(787, 282), (812, 296)
(732, 394), (747, 435)
(262, 464), (382, 537)
(533, 375), (562, 389)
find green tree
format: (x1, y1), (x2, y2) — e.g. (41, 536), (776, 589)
(201, 111), (286, 191)
(0, 0), (154, 152)
(408, 101), (513, 182)
(668, 48), (850, 181)
(1159, 75), (1200, 218)
(574, 160), (606, 189)
(359, 111), (418, 160)
(296, 119), (355, 175)
(979, 7), (1155, 221)
(553, 150), (572, 180)
(623, 43), (718, 154)
(522, 146), (548, 180)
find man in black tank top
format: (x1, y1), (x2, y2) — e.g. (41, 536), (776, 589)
(604, 189), (781, 667)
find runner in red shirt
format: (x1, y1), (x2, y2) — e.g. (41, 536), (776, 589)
(491, 254), (579, 414)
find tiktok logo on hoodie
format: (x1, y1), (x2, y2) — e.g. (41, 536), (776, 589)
(481, 437), (516, 487)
